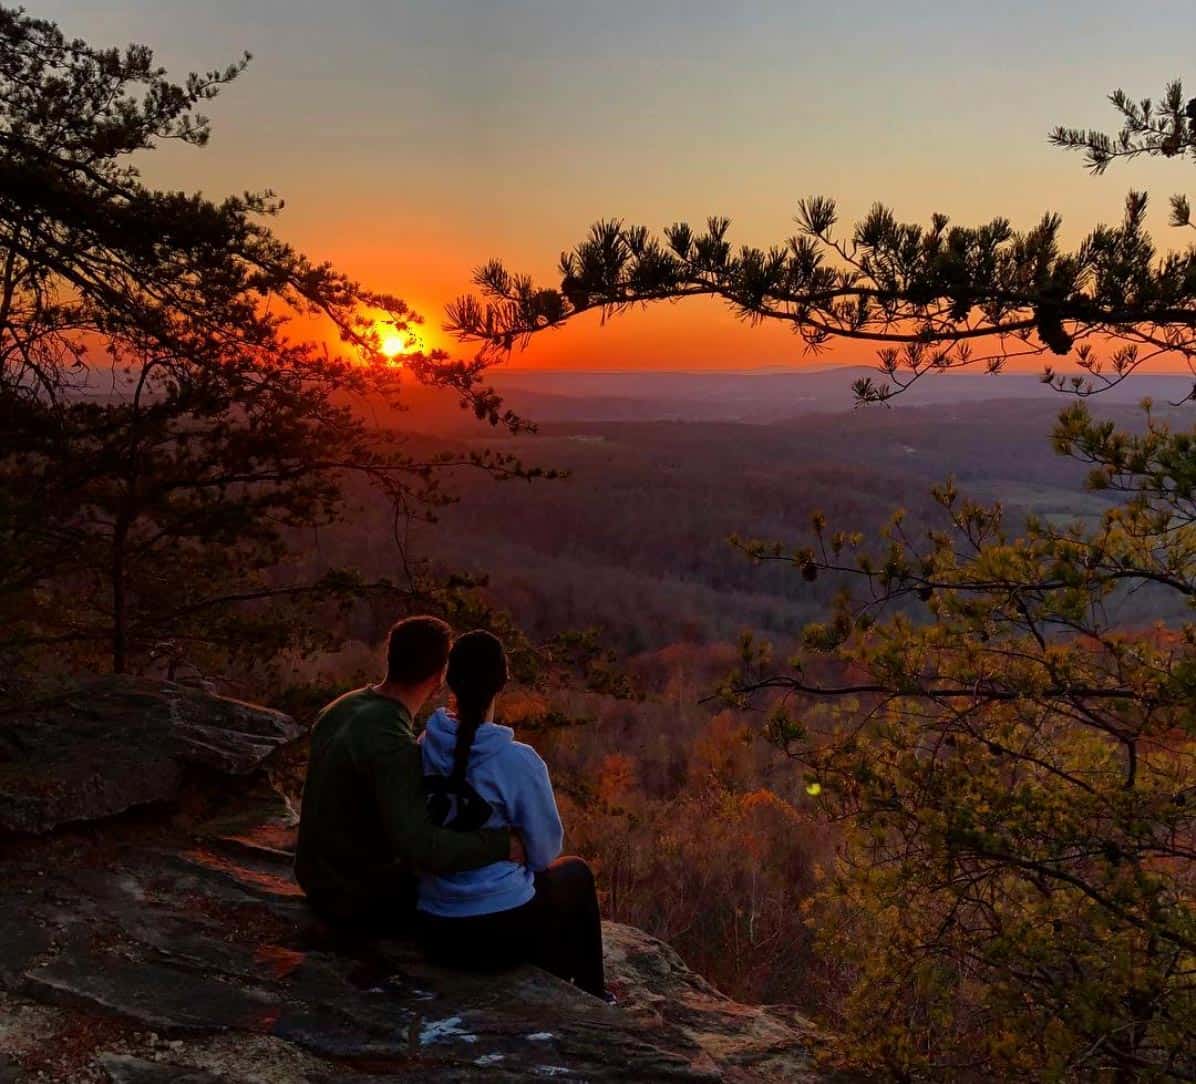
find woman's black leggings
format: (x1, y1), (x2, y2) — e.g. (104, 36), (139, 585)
(419, 856), (606, 998)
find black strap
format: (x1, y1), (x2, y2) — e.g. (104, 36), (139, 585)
(424, 773), (493, 832)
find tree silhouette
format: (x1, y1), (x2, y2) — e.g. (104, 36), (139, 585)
(0, 7), (539, 681)
(448, 81), (1196, 404)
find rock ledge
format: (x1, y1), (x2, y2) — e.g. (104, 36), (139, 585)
(0, 679), (824, 1081)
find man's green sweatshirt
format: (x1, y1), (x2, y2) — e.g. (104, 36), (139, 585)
(294, 686), (509, 921)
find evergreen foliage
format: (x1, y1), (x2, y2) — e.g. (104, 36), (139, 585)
(0, 6), (543, 683)
(449, 82), (1196, 406)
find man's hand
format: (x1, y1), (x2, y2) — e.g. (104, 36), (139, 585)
(508, 831), (527, 866)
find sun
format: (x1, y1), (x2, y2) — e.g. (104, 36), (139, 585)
(380, 333), (407, 358)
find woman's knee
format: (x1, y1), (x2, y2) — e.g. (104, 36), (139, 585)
(546, 856), (596, 900)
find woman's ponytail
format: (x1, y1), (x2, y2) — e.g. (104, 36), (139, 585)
(445, 630), (509, 788)
(450, 701), (484, 787)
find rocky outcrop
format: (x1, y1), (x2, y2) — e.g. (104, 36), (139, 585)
(0, 677), (304, 834)
(604, 927), (827, 1081)
(0, 678), (824, 1081)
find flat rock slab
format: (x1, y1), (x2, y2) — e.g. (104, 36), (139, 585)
(0, 681), (823, 1081)
(97, 1054), (226, 1084)
(0, 825), (823, 1080)
(24, 959), (281, 1036)
(0, 677), (302, 834)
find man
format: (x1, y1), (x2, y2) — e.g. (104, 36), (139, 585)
(295, 615), (523, 930)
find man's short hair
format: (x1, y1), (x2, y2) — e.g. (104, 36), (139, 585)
(386, 616), (452, 687)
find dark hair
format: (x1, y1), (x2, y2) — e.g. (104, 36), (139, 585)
(446, 630), (509, 785)
(385, 616), (452, 687)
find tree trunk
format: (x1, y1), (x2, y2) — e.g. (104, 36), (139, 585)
(111, 518), (128, 675)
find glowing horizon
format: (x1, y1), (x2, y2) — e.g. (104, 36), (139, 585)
(36, 0), (1196, 374)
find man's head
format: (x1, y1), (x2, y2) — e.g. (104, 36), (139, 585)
(384, 616), (452, 706)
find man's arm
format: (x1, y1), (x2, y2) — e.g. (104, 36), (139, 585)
(363, 716), (512, 874)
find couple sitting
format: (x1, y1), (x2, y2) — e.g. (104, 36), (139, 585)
(294, 616), (606, 1000)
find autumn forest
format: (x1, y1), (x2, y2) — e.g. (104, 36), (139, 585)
(5, 3), (1196, 1080)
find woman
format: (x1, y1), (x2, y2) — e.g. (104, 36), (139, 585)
(417, 629), (608, 1000)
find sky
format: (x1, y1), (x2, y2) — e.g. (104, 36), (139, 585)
(36, 0), (1196, 370)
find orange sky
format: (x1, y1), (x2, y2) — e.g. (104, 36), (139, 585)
(37, 1), (1196, 373)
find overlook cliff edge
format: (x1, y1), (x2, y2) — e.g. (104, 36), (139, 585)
(0, 678), (826, 1083)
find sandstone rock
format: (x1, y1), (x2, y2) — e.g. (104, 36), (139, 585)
(0, 828), (823, 1080)
(24, 958), (281, 1035)
(605, 925), (824, 1081)
(97, 1054), (224, 1084)
(0, 677), (303, 834)
(0, 683), (824, 1081)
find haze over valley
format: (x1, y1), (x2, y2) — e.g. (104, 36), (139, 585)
(348, 370), (1189, 653)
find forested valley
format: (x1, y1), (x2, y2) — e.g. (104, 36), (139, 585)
(7, 6), (1196, 1074)
(251, 382), (1183, 1012)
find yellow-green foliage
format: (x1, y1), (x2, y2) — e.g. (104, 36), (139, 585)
(731, 404), (1196, 1079)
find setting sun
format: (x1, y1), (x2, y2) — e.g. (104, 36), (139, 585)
(380, 333), (406, 358)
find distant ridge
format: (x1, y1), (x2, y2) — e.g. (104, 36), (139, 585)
(477, 367), (1196, 425)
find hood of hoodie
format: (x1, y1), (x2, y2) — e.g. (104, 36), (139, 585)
(422, 707), (515, 776)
